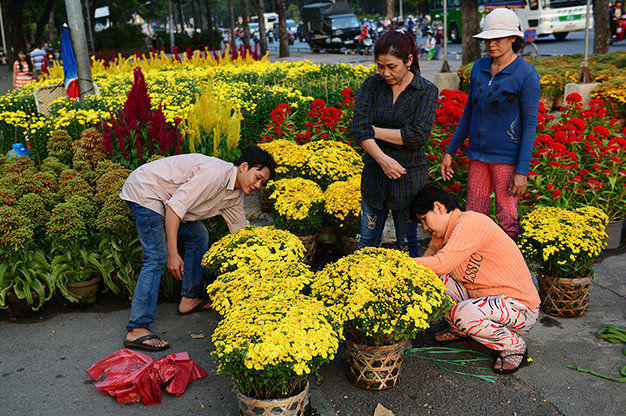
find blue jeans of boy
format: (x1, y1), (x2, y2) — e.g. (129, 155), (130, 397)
(357, 201), (420, 257)
(126, 202), (209, 332)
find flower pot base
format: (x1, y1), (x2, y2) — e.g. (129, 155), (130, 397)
(538, 275), (592, 318)
(298, 234), (318, 264)
(66, 276), (101, 308)
(6, 290), (43, 320)
(236, 381), (309, 416)
(604, 219), (623, 250)
(344, 340), (408, 390)
(338, 234), (358, 256)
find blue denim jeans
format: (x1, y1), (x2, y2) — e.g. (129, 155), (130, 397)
(357, 201), (420, 257)
(126, 202), (209, 332)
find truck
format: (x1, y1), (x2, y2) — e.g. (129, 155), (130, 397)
(302, 2), (362, 52)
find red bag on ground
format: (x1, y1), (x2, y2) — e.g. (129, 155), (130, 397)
(86, 349), (208, 405)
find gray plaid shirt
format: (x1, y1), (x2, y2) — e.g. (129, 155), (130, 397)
(352, 70), (438, 210)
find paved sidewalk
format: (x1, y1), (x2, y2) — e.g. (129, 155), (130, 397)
(1, 195), (624, 415)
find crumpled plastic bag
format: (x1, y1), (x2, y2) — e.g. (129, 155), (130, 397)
(86, 349), (208, 405)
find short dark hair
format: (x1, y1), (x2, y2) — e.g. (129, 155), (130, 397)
(409, 185), (461, 221)
(234, 145), (276, 179)
(512, 37), (523, 53)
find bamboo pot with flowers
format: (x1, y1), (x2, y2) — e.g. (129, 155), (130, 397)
(267, 178), (325, 264)
(518, 206), (608, 317)
(311, 248), (453, 390)
(323, 176), (361, 255)
(211, 294), (341, 416)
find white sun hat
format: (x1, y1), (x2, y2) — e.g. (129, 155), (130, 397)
(473, 8), (524, 39)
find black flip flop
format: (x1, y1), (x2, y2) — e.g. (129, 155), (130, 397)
(176, 299), (210, 316)
(124, 334), (170, 352)
(494, 349), (530, 374)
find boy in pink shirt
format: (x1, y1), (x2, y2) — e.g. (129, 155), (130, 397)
(410, 186), (539, 374)
(120, 146), (275, 351)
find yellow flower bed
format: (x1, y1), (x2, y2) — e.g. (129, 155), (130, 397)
(258, 139), (308, 179)
(211, 293), (341, 398)
(303, 140), (363, 188)
(201, 226), (305, 276)
(518, 206), (608, 279)
(310, 247), (452, 346)
(207, 262), (314, 316)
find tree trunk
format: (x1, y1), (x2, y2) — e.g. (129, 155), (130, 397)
(195, 0), (203, 30)
(204, 0), (214, 47)
(276, 0), (288, 57)
(191, 0), (197, 30)
(461, 0), (480, 65)
(34, 0), (55, 47)
(177, 0), (184, 32)
(8, 0), (26, 62)
(49, 1), (55, 40)
(240, 0), (251, 50)
(385, 0), (395, 18)
(254, 0), (267, 56)
(227, 0), (235, 48)
(593, 0), (609, 54)
(114, 0), (129, 27)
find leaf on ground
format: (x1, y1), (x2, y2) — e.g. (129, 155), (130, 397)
(374, 403), (395, 416)
(190, 333), (206, 339)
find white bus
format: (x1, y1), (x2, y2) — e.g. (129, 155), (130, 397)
(481, 0), (590, 40)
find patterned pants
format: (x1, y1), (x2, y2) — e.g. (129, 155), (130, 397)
(441, 274), (539, 351)
(466, 159), (519, 241)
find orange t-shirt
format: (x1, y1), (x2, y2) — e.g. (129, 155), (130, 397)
(415, 209), (540, 309)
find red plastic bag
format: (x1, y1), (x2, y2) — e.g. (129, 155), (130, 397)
(86, 349), (207, 405)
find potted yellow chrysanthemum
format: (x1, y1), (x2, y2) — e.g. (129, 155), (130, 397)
(211, 294), (341, 416)
(518, 206), (608, 317)
(323, 175), (361, 254)
(267, 178), (325, 264)
(310, 247), (453, 390)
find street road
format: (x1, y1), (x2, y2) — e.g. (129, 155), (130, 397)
(267, 29), (625, 57)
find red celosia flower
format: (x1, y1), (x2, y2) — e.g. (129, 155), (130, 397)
(551, 189), (562, 199)
(566, 92), (582, 103)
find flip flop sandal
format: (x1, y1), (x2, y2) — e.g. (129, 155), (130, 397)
(434, 328), (468, 343)
(176, 299), (210, 316)
(124, 334), (170, 352)
(494, 348), (530, 374)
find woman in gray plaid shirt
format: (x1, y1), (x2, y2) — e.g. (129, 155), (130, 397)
(352, 29), (439, 256)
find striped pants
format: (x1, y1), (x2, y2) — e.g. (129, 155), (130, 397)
(442, 274), (539, 351)
(466, 159), (519, 241)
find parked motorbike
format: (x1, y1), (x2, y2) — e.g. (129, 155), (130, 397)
(610, 13), (626, 44)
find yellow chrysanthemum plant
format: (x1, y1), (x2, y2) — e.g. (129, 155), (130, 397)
(518, 206), (608, 279)
(310, 247), (454, 347)
(267, 178), (325, 236)
(211, 293), (342, 400)
(303, 140), (363, 189)
(258, 139), (308, 180)
(323, 175), (361, 236)
(200, 226), (305, 277)
(206, 262), (314, 316)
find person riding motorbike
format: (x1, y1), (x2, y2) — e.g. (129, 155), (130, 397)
(431, 15), (444, 45)
(610, 1), (625, 43)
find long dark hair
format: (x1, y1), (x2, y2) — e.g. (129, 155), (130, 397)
(374, 29), (420, 72)
(16, 50), (34, 73)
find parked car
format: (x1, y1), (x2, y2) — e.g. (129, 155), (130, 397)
(302, 2), (361, 52)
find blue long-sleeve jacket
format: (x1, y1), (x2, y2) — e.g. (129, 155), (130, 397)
(446, 56), (540, 175)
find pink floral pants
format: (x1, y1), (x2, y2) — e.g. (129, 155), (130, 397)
(441, 274), (539, 351)
(466, 159), (519, 241)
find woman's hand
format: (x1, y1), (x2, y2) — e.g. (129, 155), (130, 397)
(508, 173), (527, 197)
(440, 153), (454, 181)
(377, 154), (406, 179)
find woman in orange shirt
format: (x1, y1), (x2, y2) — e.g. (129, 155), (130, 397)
(410, 185), (539, 374)
(13, 50), (36, 90)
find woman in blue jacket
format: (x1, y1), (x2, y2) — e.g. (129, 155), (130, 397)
(440, 8), (540, 241)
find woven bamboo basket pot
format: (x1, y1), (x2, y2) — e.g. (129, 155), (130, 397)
(235, 381), (309, 416)
(344, 339), (408, 390)
(298, 234), (317, 264)
(258, 187), (272, 213)
(338, 234), (358, 256)
(538, 275), (593, 317)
